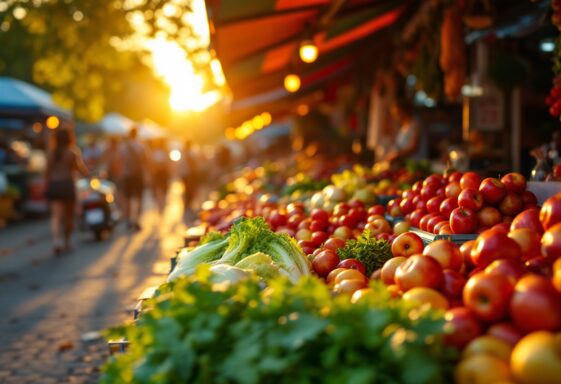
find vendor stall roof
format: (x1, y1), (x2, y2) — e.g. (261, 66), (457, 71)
(206, 0), (411, 94)
(0, 77), (71, 120)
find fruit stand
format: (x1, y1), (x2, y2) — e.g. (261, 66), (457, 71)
(101, 160), (561, 383)
(100, 0), (561, 383)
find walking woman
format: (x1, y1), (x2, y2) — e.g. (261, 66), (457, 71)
(45, 128), (89, 255)
(150, 138), (171, 214)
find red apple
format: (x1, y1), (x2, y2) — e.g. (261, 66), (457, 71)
(419, 213), (437, 232)
(311, 231), (329, 246)
(499, 192), (523, 217)
(490, 222), (510, 234)
(542, 222), (561, 260)
(445, 181), (462, 199)
(323, 237), (346, 252)
(297, 240), (316, 255)
(510, 209), (543, 234)
(380, 256), (407, 285)
(476, 206), (502, 228)
(470, 229), (521, 268)
(426, 196), (445, 214)
(423, 240), (463, 271)
(435, 187), (445, 197)
(391, 232), (425, 257)
(486, 322), (523, 347)
(553, 258), (561, 293)
(421, 184), (439, 200)
(409, 209), (425, 228)
(412, 180), (423, 194)
(521, 191), (538, 206)
(399, 197), (415, 215)
(365, 218), (391, 235)
(484, 259), (525, 285)
(460, 172), (482, 190)
(444, 307), (483, 349)
(402, 190), (415, 199)
(524, 256), (553, 277)
(333, 226), (352, 240)
(387, 199), (403, 218)
(337, 258), (366, 275)
(463, 271), (515, 323)
(433, 221), (449, 234)
(367, 205), (385, 216)
(310, 209), (329, 224)
(458, 188), (484, 211)
(310, 219), (328, 232)
(427, 215), (446, 233)
(312, 249), (340, 277)
(508, 228), (542, 261)
(439, 224), (454, 235)
(460, 240), (476, 270)
(479, 177), (507, 204)
(500, 172), (527, 194)
(423, 174), (445, 188)
(298, 218), (311, 230)
(510, 274), (561, 332)
(540, 192), (561, 230)
(269, 210), (287, 228)
(394, 254), (444, 291)
(447, 171), (463, 183)
(450, 207), (478, 234)
(440, 197), (458, 219)
(442, 269), (467, 299)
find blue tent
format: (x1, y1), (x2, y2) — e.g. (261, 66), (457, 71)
(0, 76), (71, 119)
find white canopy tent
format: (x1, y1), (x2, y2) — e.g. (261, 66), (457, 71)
(99, 113), (135, 136)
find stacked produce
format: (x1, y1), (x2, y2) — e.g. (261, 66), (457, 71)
(103, 269), (456, 383)
(103, 158), (561, 383)
(372, 191), (561, 384)
(388, 171), (538, 235)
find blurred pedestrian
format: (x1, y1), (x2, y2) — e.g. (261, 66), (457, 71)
(103, 136), (123, 208)
(45, 128), (88, 255)
(83, 138), (102, 172)
(180, 140), (197, 212)
(150, 138), (171, 214)
(383, 99), (428, 164)
(120, 127), (148, 231)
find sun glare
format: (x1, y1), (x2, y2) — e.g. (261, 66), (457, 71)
(141, 0), (224, 113)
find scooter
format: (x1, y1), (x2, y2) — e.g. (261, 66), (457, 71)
(77, 177), (119, 241)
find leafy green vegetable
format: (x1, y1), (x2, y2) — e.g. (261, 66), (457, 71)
(199, 231), (226, 245)
(235, 252), (282, 281)
(169, 217), (311, 283)
(168, 237), (228, 281)
(337, 230), (393, 276)
(102, 267), (455, 384)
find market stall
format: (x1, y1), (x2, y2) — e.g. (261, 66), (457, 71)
(100, 1), (561, 383)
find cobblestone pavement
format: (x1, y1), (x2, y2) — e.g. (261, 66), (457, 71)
(0, 183), (190, 383)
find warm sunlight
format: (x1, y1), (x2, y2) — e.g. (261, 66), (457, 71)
(141, 0), (225, 112)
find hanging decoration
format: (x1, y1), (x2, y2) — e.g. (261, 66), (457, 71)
(546, 0), (561, 119)
(439, 5), (466, 101)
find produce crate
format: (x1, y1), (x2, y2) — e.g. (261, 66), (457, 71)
(108, 339), (129, 355)
(410, 227), (477, 246)
(133, 286), (158, 320)
(377, 194), (399, 206)
(385, 214), (405, 225)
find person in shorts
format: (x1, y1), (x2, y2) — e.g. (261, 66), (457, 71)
(45, 128), (89, 254)
(120, 127), (148, 230)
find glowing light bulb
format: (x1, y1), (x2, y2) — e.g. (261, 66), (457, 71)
(284, 74), (301, 93)
(46, 116), (59, 129)
(299, 40), (318, 63)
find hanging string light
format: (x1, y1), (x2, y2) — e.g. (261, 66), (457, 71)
(299, 39), (318, 63)
(284, 73), (301, 93)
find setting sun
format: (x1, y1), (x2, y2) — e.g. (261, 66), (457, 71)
(142, 0), (225, 112)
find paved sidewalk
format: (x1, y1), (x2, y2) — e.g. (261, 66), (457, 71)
(0, 183), (189, 383)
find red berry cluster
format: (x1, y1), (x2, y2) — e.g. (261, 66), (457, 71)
(546, 77), (561, 118)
